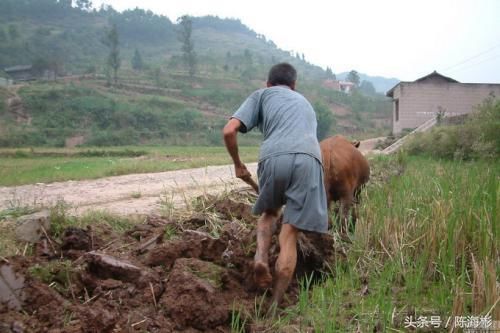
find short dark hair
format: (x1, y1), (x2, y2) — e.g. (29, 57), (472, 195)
(267, 63), (297, 87)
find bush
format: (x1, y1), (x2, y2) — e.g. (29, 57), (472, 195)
(0, 129), (48, 147)
(169, 109), (202, 131)
(85, 129), (140, 146)
(314, 102), (335, 140)
(406, 96), (499, 160)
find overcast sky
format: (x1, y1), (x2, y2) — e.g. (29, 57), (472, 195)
(93, 0), (500, 83)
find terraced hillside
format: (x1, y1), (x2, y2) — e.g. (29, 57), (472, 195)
(0, 1), (393, 147)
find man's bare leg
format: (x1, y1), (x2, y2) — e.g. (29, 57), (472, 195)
(271, 223), (298, 306)
(254, 209), (279, 289)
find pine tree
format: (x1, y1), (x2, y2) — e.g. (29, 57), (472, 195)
(325, 67), (336, 80)
(177, 15), (196, 77)
(346, 70), (360, 86)
(103, 24), (120, 84)
(131, 49), (143, 71)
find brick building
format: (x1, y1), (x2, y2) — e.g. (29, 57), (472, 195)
(386, 71), (500, 134)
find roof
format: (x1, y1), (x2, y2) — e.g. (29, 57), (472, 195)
(386, 71), (459, 97)
(414, 71), (459, 83)
(4, 65), (33, 73)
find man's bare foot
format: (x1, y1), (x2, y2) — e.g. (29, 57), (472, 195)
(253, 261), (272, 289)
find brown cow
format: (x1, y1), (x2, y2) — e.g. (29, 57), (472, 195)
(320, 135), (370, 232)
(239, 134), (369, 232)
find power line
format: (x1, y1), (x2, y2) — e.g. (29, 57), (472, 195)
(442, 41), (500, 72)
(447, 52), (500, 74)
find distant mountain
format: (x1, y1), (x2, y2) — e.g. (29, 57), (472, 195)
(337, 72), (399, 94)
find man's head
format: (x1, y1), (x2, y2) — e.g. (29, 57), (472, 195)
(267, 63), (297, 90)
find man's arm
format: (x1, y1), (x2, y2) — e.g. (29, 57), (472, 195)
(223, 118), (251, 179)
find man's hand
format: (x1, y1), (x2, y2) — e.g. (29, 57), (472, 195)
(223, 118), (259, 193)
(235, 163), (251, 179)
(236, 163), (259, 193)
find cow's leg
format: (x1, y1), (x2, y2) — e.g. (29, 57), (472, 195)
(271, 223), (298, 306)
(339, 195), (354, 234)
(254, 209), (279, 289)
(351, 187), (362, 225)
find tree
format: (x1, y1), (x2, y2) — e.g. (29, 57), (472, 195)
(58, 0), (72, 9)
(177, 15), (196, 77)
(8, 24), (19, 40)
(153, 67), (161, 87)
(243, 49), (253, 66)
(131, 48), (143, 71)
(346, 70), (360, 86)
(75, 0), (92, 10)
(103, 24), (120, 84)
(359, 80), (376, 95)
(224, 51), (231, 71)
(325, 67), (336, 80)
(314, 102), (335, 140)
(32, 57), (50, 76)
(0, 28), (6, 42)
(32, 55), (63, 80)
(49, 56), (65, 80)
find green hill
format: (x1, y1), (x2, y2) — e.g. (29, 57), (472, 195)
(0, 0), (392, 147)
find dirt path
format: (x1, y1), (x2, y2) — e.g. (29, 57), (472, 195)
(0, 138), (382, 216)
(0, 163), (258, 216)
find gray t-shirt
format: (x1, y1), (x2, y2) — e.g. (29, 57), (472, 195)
(232, 85), (322, 163)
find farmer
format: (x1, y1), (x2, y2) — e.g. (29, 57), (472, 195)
(223, 63), (328, 306)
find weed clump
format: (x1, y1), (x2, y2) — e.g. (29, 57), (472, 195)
(49, 200), (75, 238)
(405, 96), (500, 160)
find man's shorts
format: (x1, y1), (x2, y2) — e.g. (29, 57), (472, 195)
(253, 153), (328, 234)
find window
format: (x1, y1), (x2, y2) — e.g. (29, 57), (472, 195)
(395, 99), (399, 122)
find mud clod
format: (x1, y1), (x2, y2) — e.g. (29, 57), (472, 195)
(61, 227), (91, 251)
(85, 252), (142, 283)
(85, 307), (117, 333)
(0, 264), (25, 311)
(162, 258), (230, 330)
(213, 197), (255, 223)
(0, 194), (340, 332)
(145, 231), (227, 268)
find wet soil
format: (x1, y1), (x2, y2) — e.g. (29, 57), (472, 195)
(0, 194), (341, 332)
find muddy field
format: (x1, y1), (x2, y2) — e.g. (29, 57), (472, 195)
(0, 192), (340, 332)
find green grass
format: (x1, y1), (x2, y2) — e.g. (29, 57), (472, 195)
(277, 155), (499, 331)
(0, 146), (259, 186)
